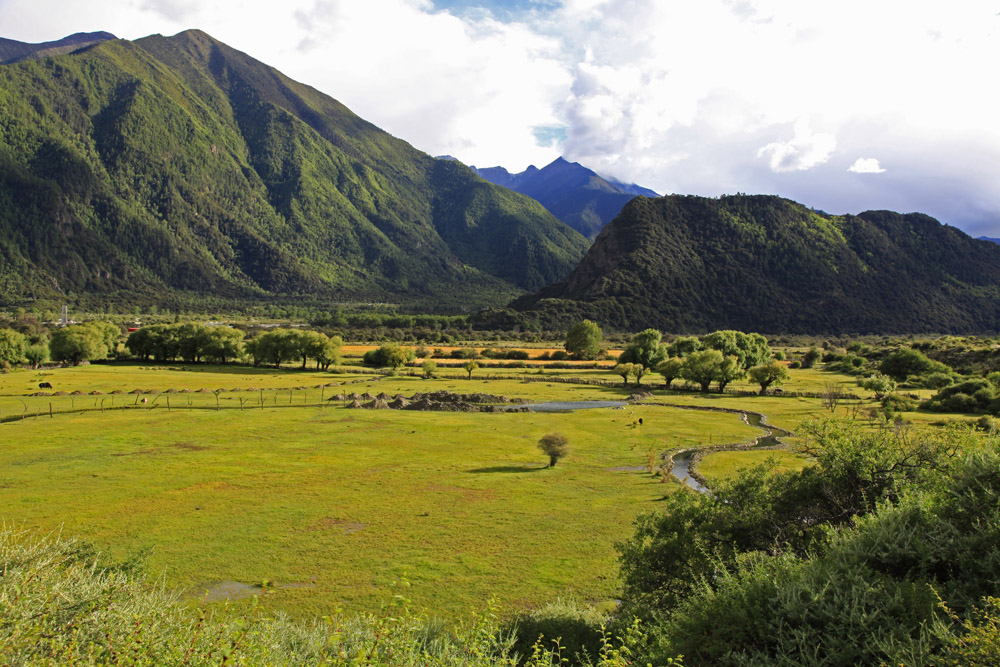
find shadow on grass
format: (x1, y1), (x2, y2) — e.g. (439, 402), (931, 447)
(466, 465), (548, 473)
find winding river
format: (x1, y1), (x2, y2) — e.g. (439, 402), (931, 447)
(669, 410), (792, 493)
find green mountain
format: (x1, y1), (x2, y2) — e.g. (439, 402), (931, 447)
(507, 194), (1000, 333)
(0, 30), (588, 311)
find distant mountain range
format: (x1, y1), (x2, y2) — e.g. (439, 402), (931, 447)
(977, 236), (1000, 244)
(0, 31), (115, 64)
(504, 194), (1000, 334)
(469, 157), (659, 240)
(0, 30), (588, 311)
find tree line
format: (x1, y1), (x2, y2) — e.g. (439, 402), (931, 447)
(0, 323), (344, 371)
(561, 321), (790, 395)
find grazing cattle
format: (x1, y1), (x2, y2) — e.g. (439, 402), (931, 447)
(38, 382), (52, 389)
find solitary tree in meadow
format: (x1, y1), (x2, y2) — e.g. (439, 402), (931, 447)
(538, 432), (570, 467)
(463, 360), (479, 379)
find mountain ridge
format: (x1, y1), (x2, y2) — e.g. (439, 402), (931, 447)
(470, 157), (658, 239)
(505, 194), (1000, 334)
(0, 31), (116, 64)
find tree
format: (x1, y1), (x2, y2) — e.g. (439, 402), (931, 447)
(618, 329), (667, 370)
(0, 328), (26, 368)
(631, 363), (647, 386)
(421, 359), (437, 378)
(363, 344), (415, 369)
(176, 323), (213, 363)
(538, 432), (570, 467)
(714, 355), (744, 392)
(656, 358), (684, 388)
(861, 373), (896, 400)
(50, 325), (108, 365)
(125, 327), (155, 361)
(462, 360), (479, 379)
(253, 329), (301, 367)
(203, 327), (245, 364)
(880, 347), (950, 381)
(703, 330), (771, 370)
(23, 342), (49, 369)
(680, 349), (724, 393)
(313, 335), (343, 370)
(614, 363), (636, 387)
(801, 346), (821, 369)
(747, 361), (790, 395)
(667, 336), (701, 358)
(564, 319), (603, 360)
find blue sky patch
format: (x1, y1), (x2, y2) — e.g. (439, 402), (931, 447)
(532, 125), (567, 148)
(429, 0), (561, 21)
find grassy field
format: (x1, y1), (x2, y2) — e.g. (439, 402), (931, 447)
(3, 359), (970, 620)
(696, 449), (812, 486)
(1, 363), (762, 619)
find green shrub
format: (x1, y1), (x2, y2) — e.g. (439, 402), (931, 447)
(505, 599), (608, 664)
(881, 392), (917, 414)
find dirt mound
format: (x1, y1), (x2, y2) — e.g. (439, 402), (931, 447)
(389, 397), (410, 409)
(376, 392), (390, 400)
(347, 399), (362, 408)
(410, 391), (511, 404)
(366, 398), (390, 409)
(629, 391), (653, 401)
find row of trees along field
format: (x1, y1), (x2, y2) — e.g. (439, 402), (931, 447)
(567, 323), (790, 394)
(0, 323), (343, 371)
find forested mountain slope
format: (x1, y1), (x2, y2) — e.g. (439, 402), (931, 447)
(510, 194), (1000, 333)
(0, 30), (588, 310)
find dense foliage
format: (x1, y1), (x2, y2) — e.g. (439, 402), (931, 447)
(617, 420), (1000, 666)
(512, 194), (1000, 333)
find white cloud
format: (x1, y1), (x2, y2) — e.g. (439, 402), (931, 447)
(848, 158), (886, 174)
(757, 122), (837, 173)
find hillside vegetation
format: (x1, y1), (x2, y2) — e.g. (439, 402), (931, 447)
(0, 30), (588, 311)
(509, 194), (1000, 334)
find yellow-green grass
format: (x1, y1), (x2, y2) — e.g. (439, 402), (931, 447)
(0, 369), (759, 620)
(695, 449), (811, 486)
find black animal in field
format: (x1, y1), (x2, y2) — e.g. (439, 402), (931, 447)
(38, 382), (52, 389)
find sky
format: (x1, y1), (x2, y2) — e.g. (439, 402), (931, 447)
(1, 0), (999, 235)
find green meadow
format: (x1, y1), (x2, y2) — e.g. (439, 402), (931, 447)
(3, 354), (987, 633)
(0, 362), (777, 618)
